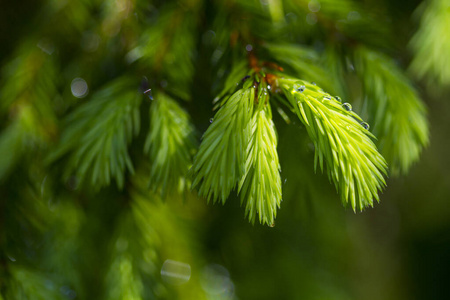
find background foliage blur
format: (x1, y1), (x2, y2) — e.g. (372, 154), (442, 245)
(1, 0), (450, 299)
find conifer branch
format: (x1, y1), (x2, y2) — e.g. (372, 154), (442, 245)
(121, 173), (207, 299)
(191, 87), (255, 203)
(238, 87), (282, 225)
(130, 4), (199, 100)
(287, 0), (390, 49)
(144, 92), (196, 197)
(409, 0), (450, 87)
(277, 77), (387, 210)
(105, 253), (143, 300)
(354, 47), (429, 174)
(213, 60), (249, 105)
(0, 46), (58, 180)
(192, 66), (284, 224)
(104, 212), (147, 300)
(264, 43), (338, 94)
(0, 110), (37, 180)
(48, 78), (141, 189)
(4, 266), (64, 300)
(0, 0), (441, 297)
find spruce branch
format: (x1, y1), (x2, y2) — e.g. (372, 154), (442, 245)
(130, 4), (199, 100)
(125, 172), (207, 299)
(264, 43), (337, 93)
(105, 253), (143, 300)
(144, 92), (196, 197)
(238, 85), (282, 225)
(192, 66), (283, 224)
(41, 200), (84, 296)
(1, 46), (58, 116)
(191, 87), (255, 203)
(4, 266), (64, 300)
(48, 78), (141, 189)
(104, 212), (147, 300)
(0, 46), (58, 180)
(0, 108), (45, 180)
(277, 77), (387, 210)
(409, 0), (450, 87)
(354, 47), (429, 174)
(286, 0), (390, 48)
(213, 60), (249, 105)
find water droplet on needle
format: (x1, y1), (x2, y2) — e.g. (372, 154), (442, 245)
(297, 85), (306, 92)
(342, 103), (352, 111)
(360, 122), (370, 130)
(144, 89), (153, 100)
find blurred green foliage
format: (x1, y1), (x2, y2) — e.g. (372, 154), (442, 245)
(1, 0), (450, 299)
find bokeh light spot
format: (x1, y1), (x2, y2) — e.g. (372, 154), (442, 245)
(71, 78), (89, 98)
(160, 259), (191, 285)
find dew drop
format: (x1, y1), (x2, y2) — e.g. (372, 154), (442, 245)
(297, 85), (306, 92)
(144, 88), (153, 100)
(360, 122), (370, 130)
(342, 103), (352, 111)
(312, 82), (316, 85)
(322, 96), (331, 102)
(210, 118), (214, 123)
(335, 96), (342, 102)
(267, 85), (271, 90)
